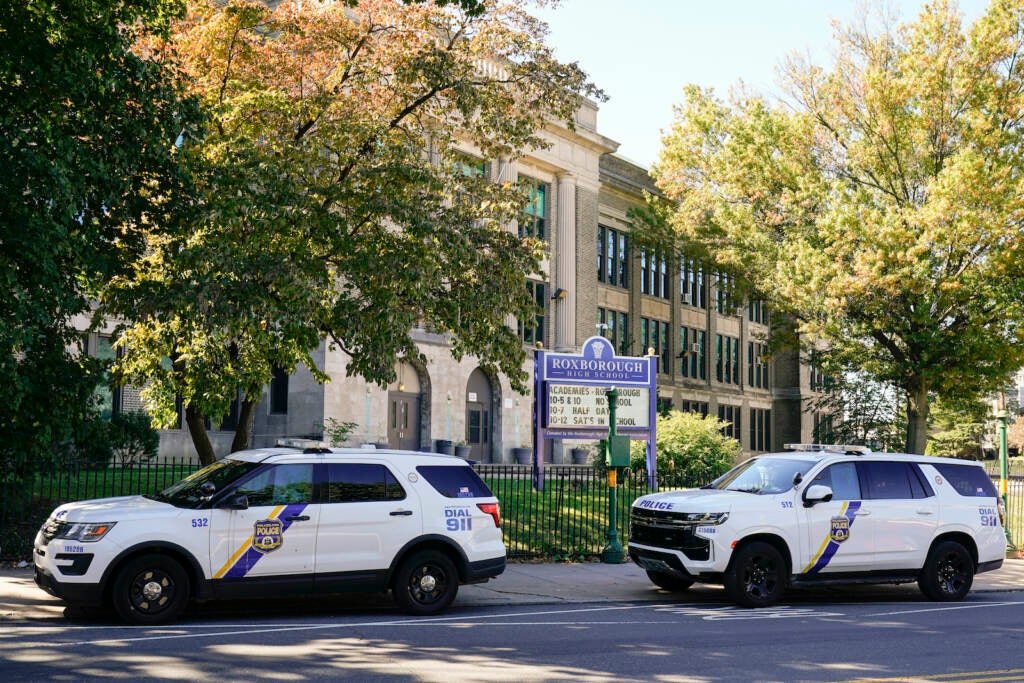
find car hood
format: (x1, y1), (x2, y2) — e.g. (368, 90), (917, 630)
(50, 495), (177, 523)
(634, 488), (751, 511)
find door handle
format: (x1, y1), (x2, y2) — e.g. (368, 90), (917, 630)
(855, 510), (870, 516)
(285, 515), (310, 522)
(916, 509), (934, 515)
(390, 510), (414, 516)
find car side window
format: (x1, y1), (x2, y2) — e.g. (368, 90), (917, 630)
(810, 462), (861, 500)
(859, 461), (914, 500)
(933, 463), (998, 497)
(235, 464), (314, 507)
(325, 463), (406, 503)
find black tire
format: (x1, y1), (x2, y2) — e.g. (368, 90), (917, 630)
(111, 554), (190, 625)
(918, 541), (974, 601)
(723, 541), (786, 608)
(392, 550), (459, 615)
(646, 570), (694, 592)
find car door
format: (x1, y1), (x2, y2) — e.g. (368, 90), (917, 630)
(314, 461), (422, 579)
(800, 461), (876, 574)
(210, 463), (319, 583)
(857, 460), (937, 570)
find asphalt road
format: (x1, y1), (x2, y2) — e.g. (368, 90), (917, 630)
(4, 591), (1024, 682)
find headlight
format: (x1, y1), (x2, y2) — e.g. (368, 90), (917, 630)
(681, 512), (729, 525)
(54, 522), (116, 542)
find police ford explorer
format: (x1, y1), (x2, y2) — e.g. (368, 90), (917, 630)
(34, 446), (505, 624)
(629, 444), (1005, 607)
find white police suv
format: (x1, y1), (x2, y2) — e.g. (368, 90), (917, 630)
(629, 444), (1005, 607)
(34, 446), (505, 624)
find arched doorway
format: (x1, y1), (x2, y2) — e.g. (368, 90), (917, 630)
(465, 368), (493, 461)
(387, 361), (421, 451)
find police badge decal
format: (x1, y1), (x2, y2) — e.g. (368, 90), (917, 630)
(830, 516), (850, 543)
(252, 518), (284, 554)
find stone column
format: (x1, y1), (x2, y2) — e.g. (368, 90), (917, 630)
(554, 172), (577, 352)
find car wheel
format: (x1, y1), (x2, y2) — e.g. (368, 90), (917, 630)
(393, 550), (459, 616)
(723, 541), (786, 608)
(918, 541), (974, 601)
(111, 554), (190, 625)
(646, 570), (694, 592)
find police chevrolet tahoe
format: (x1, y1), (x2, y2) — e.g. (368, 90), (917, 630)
(34, 446), (506, 624)
(629, 444), (1005, 607)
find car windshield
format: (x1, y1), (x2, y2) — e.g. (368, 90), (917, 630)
(705, 457), (808, 495)
(146, 459), (261, 509)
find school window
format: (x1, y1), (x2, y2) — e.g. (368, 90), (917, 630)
(747, 342), (770, 389)
(750, 408), (771, 452)
(519, 280), (547, 344)
(809, 351), (832, 391)
(270, 366), (289, 414)
(715, 334), (740, 385)
(93, 335), (122, 420)
(679, 257), (706, 309)
(641, 317), (670, 374)
(680, 400), (709, 417)
(518, 177), (547, 240)
(219, 388), (242, 430)
(452, 154), (487, 205)
(715, 272), (738, 314)
(679, 326), (707, 380)
(813, 412), (834, 443)
(748, 299), (768, 324)
(598, 307), (629, 355)
(718, 404), (741, 441)
(597, 226), (629, 289)
(640, 248), (669, 299)
(656, 396), (673, 417)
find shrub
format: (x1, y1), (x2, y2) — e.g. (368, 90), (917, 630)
(110, 412), (160, 468)
(630, 411), (740, 487)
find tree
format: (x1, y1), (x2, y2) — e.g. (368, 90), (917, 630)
(0, 0), (199, 493)
(807, 371), (905, 451)
(651, 0), (1024, 453)
(630, 411), (739, 487)
(103, 0), (602, 464)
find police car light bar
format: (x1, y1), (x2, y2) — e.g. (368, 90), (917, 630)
(783, 443), (872, 455)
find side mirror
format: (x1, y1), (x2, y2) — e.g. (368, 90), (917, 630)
(198, 481), (217, 501)
(803, 484), (834, 508)
(217, 494), (249, 510)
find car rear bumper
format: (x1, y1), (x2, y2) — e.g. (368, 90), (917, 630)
(465, 555), (505, 583)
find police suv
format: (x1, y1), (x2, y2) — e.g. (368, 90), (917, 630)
(629, 444), (1005, 607)
(34, 446), (506, 624)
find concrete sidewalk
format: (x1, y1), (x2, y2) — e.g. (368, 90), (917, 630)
(3, 559), (1023, 622)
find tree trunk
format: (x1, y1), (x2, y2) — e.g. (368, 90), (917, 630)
(230, 395), (259, 453)
(185, 404), (217, 466)
(904, 379), (929, 455)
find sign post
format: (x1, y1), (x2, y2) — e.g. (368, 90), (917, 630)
(601, 388), (627, 563)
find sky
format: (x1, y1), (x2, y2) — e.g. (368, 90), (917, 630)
(532, 0), (990, 168)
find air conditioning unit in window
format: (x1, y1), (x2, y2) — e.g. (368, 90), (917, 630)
(680, 292), (691, 305)
(691, 342), (702, 353)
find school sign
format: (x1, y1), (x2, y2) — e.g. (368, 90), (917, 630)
(532, 336), (658, 489)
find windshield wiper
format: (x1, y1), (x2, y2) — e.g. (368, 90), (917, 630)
(144, 492), (169, 503)
(729, 487), (762, 494)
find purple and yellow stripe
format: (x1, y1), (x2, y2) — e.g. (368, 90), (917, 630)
(214, 503), (309, 579)
(801, 500), (861, 574)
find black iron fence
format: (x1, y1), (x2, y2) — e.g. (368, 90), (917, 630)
(2, 457), (1021, 561)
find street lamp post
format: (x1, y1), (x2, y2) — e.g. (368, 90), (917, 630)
(996, 408), (1013, 548)
(601, 387), (626, 564)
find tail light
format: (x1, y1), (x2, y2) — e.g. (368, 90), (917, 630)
(477, 502), (501, 528)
